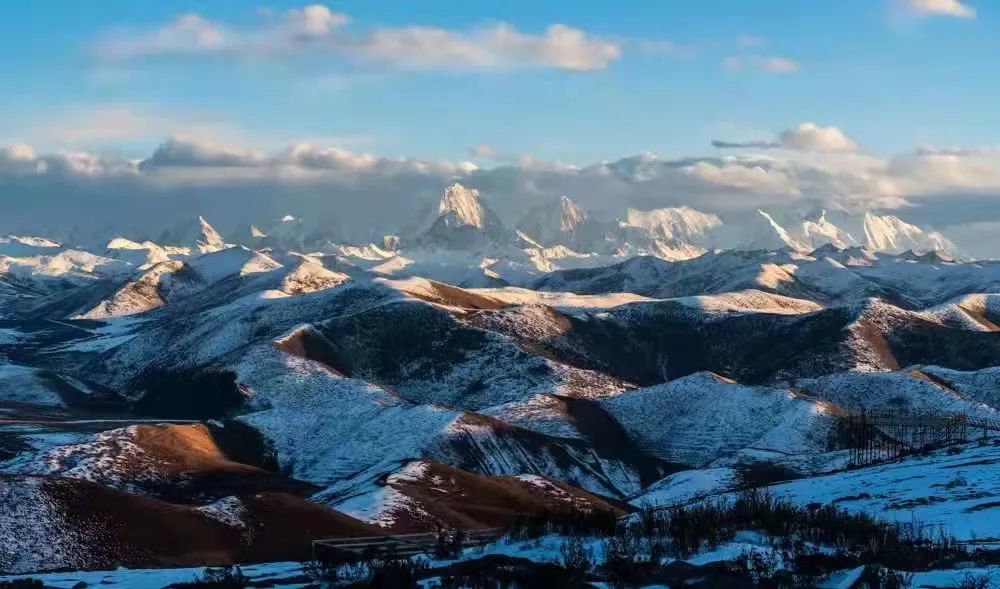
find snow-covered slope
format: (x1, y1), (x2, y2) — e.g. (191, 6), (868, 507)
(0, 235), (61, 257)
(767, 442), (1000, 540)
(331, 459), (625, 530)
(793, 370), (1000, 417)
(600, 372), (840, 467)
(624, 206), (722, 245)
(860, 212), (958, 255)
(3, 210), (1000, 580)
(534, 248), (1000, 309)
(798, 210), (860, 250)
(76, 260), (197, 319)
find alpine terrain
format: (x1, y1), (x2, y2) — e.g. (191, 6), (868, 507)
(1, 181), (999, 587)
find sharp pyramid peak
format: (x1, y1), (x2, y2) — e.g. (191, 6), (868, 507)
(437, 183), (486, 228)
(197, 216), (226, 249)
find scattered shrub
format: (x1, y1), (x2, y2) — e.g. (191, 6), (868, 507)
(168, 565), (248, 588)
(875, 566), (914, 589)
(955, 572), (996, 589)
(596, 488), (982, 574)
(0, 580), (45, 589)
(730, 547), (781, 583)
(363, 559), (429, 588)
(433, 527), (465, 559)
(506, 507), (619, 540)
(560, 536), (594, 572)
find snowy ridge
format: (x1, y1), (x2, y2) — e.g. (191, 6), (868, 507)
(437, 184), (488, 229)
(600, 372), (840, 466)
(624, 206), (722, 244)
(3, 200), (1000, 579)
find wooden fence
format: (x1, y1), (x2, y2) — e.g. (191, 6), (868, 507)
(845, 410), (1000, 466)
(312, 528), (502, 563)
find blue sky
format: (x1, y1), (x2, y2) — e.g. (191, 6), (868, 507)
(5, 0), (1000, 255)
(0, 0), (993, 162)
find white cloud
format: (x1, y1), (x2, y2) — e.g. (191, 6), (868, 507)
(6, 134), (1000, 246)
(279, 143), (378, 171)
(97, 5), (623, 71)
(140, 137), (267, 168)
(135, 136), (477, 176)
(685, 160), (797, 193)
(723, 55), (800, 74)
(279, 142), (477, 174)
(889, 147), (1000, 190)
(44, 151), (137, 177)
(715, 122), (858, 152)
(99, 13), (230, 60)
(898, 0), (977, 19)
(282, 4), (350, 37)
(0, 144), (135, 178)
(0, 144), (45, 174)
(344, 23), (621, 71)
(778, 123), (857, 152)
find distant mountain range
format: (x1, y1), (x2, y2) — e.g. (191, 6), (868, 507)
(2, 182), (962, 266)
(403, 183), (959, 259)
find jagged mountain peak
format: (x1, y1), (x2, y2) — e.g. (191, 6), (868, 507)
(517, 195), (601, 250)
(198, 216), (225, 250)
(739, 209), (809, 252)
(411, 183), (513, 251)
(558, 195), (589, 233)
(862, 212), (958, 256)
(624, 206), (722, 244)
(437, 183), (486, 229)
(2, 235), (60, 248)
(799, 209), (859, 250)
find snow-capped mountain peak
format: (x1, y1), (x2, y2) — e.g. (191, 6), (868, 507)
(558, 195), (589, 233)
(413, 183), (513, 250)
(624, 206), (722, 244)
(756, 209), (808, 252)
(709, 209), (808, 252)
(437, 183), (487, 229)
(197, 216), (226, 252)
(516, 195), (602, 250)
(862, 212), (958, 256)
(799, 210), (859, 250)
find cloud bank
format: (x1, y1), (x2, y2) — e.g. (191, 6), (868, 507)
(97, 4), (625, 72)
(713, 123), (858, 152)
(898, 0), (977, 19)
(5, 126), (1000, 252)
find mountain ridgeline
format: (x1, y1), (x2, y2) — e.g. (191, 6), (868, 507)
(2, 182), (999, 577)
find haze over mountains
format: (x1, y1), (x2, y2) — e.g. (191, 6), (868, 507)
(3, 180), (962, 269)
(6, 138), (995, 259)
